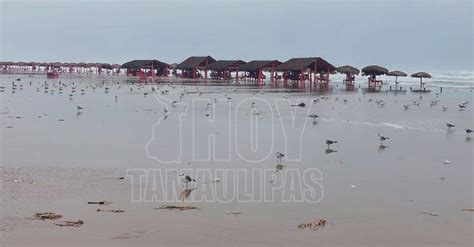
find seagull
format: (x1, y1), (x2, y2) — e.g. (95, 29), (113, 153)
(446, 123), (455, 130)
(378, 133), (389, 145)
(275, 152), (285, 165)
(178, 173), (197, 188)
(403, 104), (410, 110)
(308, 114), (319, 119)
(326, 140), (337, 149)
(163, 107), (169, 114)
(77, 106), (84, 111)
(442, 106), (448, 111)
(466, 129), (472, 136)
(459, 104), (466, 109)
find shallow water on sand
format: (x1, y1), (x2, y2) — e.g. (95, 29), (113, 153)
(0, 74), (473, 246)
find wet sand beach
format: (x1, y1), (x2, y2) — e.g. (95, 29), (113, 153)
(1, 74), (473, 246)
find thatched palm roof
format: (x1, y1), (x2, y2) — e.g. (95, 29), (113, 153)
(411, 72), (431, 78)
(121, 60), (168, 69)
(361, 65), (389, 76)
(239, 60), (282, 72)
(387, 70), (407, 77)
(276, 57), (336, 72)
(336, 65), (359, 75)
(207, 60), (246, 71)
(176, 56), (216, 70)
(100, 63), (113, 69)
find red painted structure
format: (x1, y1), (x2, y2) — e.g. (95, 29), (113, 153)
(361, 65), (389, 91)
(121, 60), (169, 79)
(176, 56), (216, 79)
(207, 60), (246, 82)
(0, 61), (122, 77)
(239, 60), (282, 84)
(276, 57), (336, 89)
(336, 65), (359, 90)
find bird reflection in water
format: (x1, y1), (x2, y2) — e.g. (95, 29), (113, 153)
(179, 188), (197, 201)
(378, 144), (389, 153)
(276, 164), (285, 172)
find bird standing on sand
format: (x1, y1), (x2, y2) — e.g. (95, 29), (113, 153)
(77, 106), (84, 111)
(378, 133), (389, 145)
(178, 173), (197, 188)
(326, 140), (337, 149)
(275, 152), (285, 165)
(466, 129), (472, 136)
(446, 123), (455, 130)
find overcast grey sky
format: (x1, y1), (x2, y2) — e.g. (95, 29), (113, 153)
(1, 0), (472, 71)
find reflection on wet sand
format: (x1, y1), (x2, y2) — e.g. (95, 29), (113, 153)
(179, 188), (197, 201)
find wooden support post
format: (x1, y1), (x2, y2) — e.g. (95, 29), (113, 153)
(270, 66), (275, 83)
(205, 59), (208, 79)
(300, 69), (304, 84)
(313, 63), (317, 84)
(236, 67), (239, 84)
(151, 63), (156, 77)
(327, 69), (330, 88)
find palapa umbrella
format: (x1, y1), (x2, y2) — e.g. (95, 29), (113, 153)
(336, 65), (359, 87)
(362, 65), (388, 76)
(362, 65), (388, 89)
(387, 70), (407, 90)
(336, 65), (360, 75)
(168, 63), (178, 70)
(411, 72), (431, 90)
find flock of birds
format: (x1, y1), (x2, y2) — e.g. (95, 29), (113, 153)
(2, 78), (472, 188)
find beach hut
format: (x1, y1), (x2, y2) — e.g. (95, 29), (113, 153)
(176, 56), (216, 79)
(276, 57), (336, 88)
(239, 60), (282, 84)
(46, 62), (60, 78)
(111, 64), (121, 74)
(387, 70), (407, 91)
(121, 59), (169, 78)
(207, 60), (246, 81)
(336, 65), (359, 90)
(362, 65), (389, 91)
(411, 72), (431, 92)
